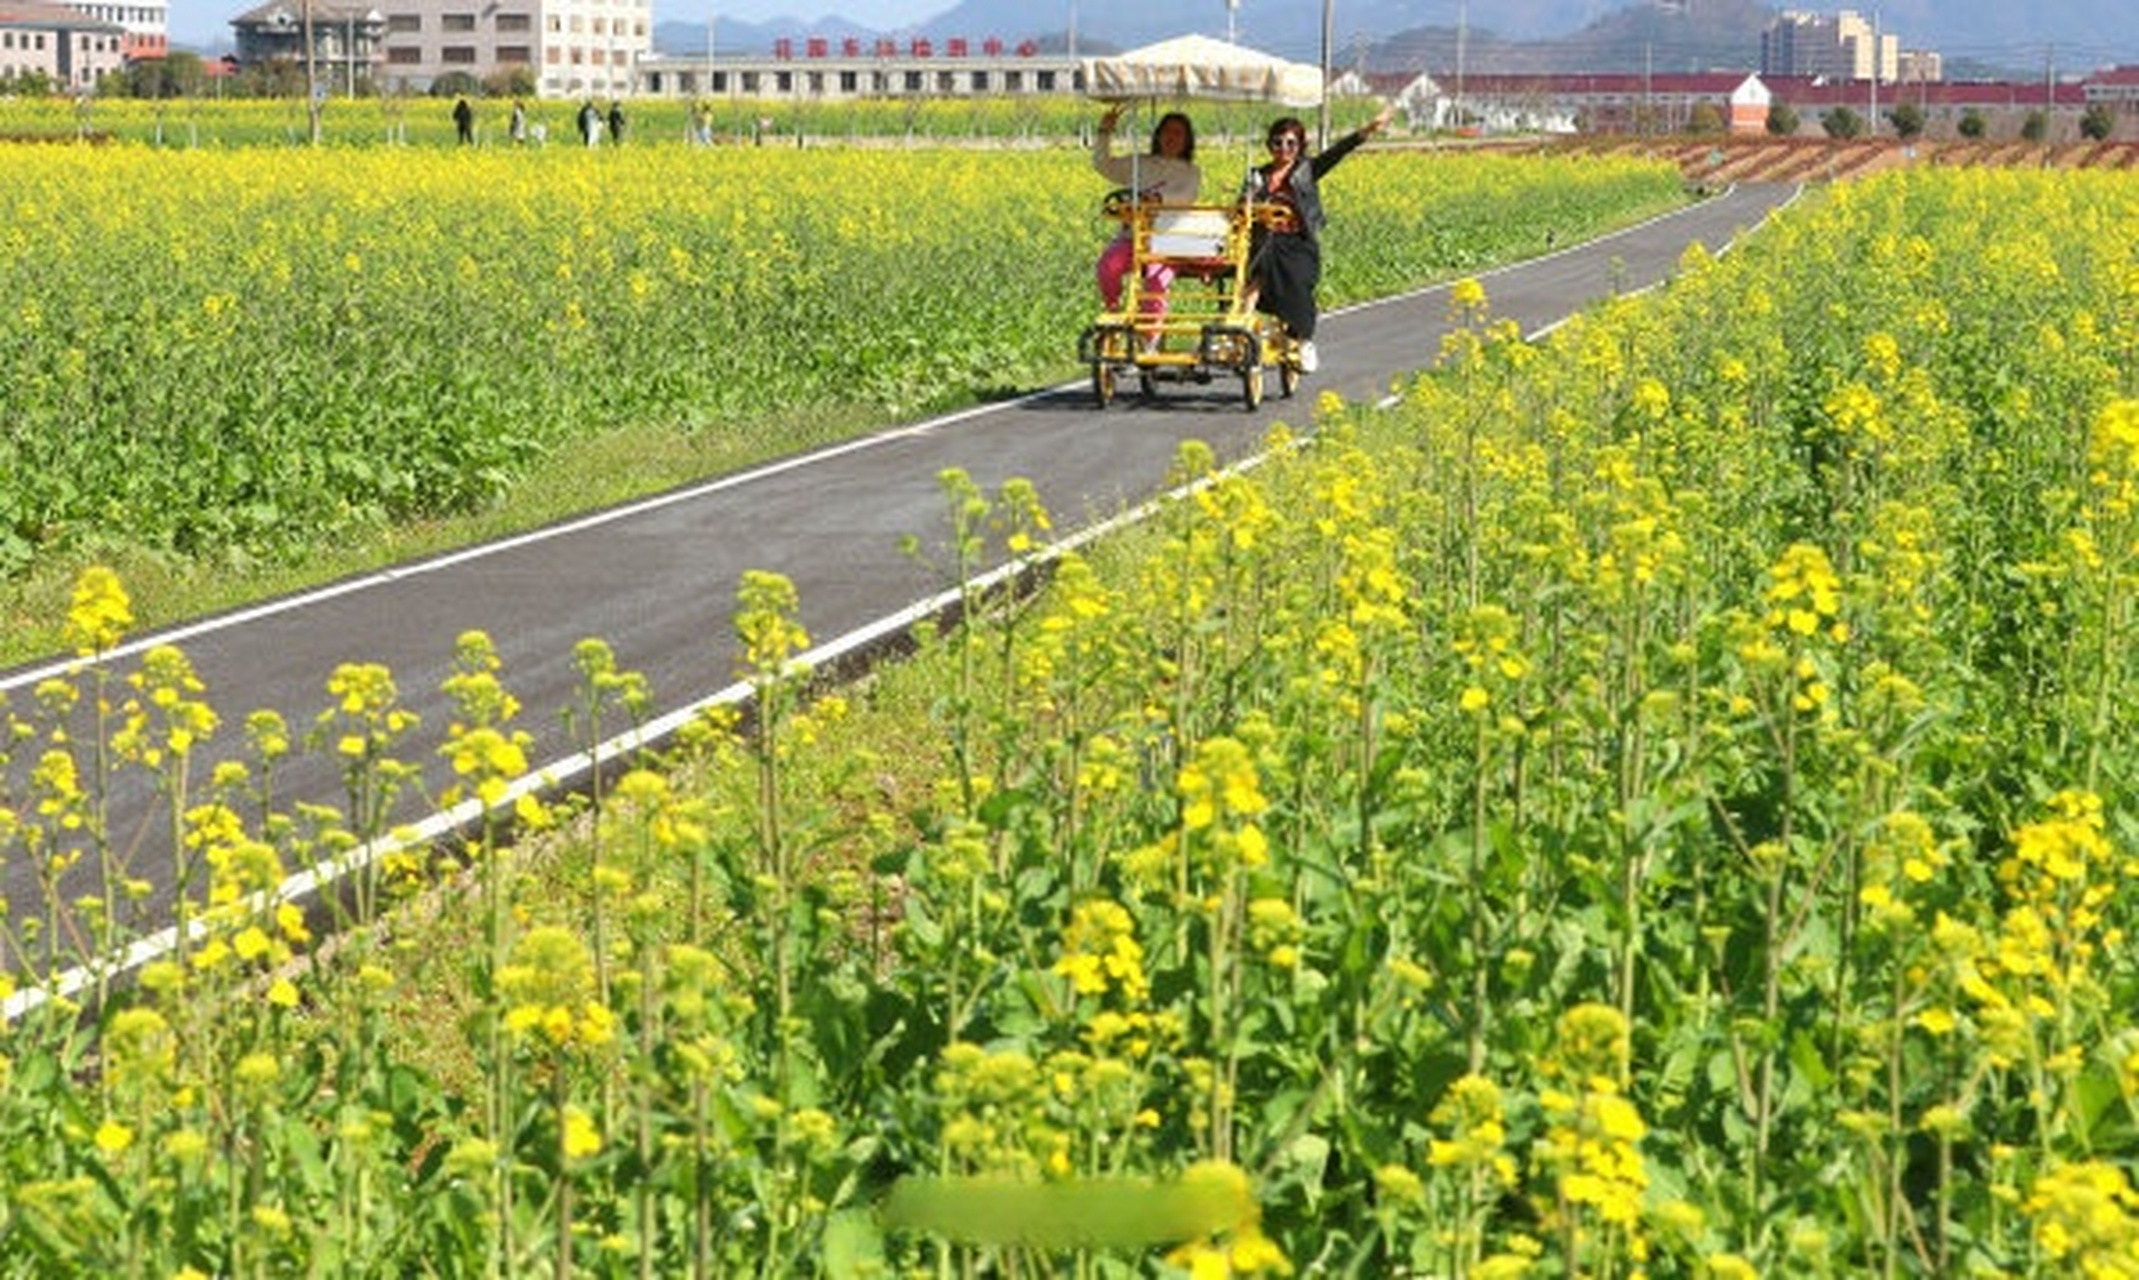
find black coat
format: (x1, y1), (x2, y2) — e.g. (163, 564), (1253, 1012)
(1240, 126), (1372, 244)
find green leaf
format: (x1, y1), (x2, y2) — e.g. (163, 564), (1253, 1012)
(823, 1208), (886, 1279)
(883, 1170), (1254, 1251)
(2070, 1062), (2137, 1151)
(1280, 1133), (1333, 1210)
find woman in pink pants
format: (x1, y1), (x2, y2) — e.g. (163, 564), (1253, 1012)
(1091, 105), (1201, 334)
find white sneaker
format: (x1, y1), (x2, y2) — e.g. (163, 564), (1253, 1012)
(1296, 340), (1319, 373)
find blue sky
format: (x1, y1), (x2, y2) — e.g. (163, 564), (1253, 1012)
(686, 2), (946, 22)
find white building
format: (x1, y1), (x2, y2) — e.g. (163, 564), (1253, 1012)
(1, 0), (127, 87)
(1763, 9), (1902, 82)
(636, 37), (1078, 102)
(63, 0), (164, 58)
(365, 0), (645, 96)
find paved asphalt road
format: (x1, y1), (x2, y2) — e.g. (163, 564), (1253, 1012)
(1, 181), (1796, 1004)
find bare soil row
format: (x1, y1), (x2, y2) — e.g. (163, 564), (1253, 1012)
(1555, 135), (2139, 184)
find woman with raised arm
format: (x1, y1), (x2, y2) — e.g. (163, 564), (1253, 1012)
(1090, 104), (1201, 332)
(1240, 103), (1395, 373)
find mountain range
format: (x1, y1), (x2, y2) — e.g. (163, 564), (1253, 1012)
(663, 1), (2139, 80)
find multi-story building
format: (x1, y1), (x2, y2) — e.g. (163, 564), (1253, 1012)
(2083, 65), (2139, 135)
(369, 0), (646, 97)
(63, 0), (163, 59)
(1763, 9), (1901, 82)
(0, 0), (127, 87)
(635, 36), (1078, 102)
(228, 0), (643, 96)
(231, 0), (385, 94)
(1896, 50), (1941, 83)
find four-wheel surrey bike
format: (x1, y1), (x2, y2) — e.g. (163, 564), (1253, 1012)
(1075, 33), (1329, 411)
(1076, 194), (1306, 412)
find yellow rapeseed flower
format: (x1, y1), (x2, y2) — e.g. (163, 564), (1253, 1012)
(1374, 1163), (1425, 1205)
(563, 1105), (603, 1160)
(736, 570), (811, 674)
(1052, 898), (1149, 1005)
(164, 1129), (209, 1163)
(64, 565), (132, 656)
(235, 1051), (282, 1092)
(93, 1120), (134, 1156)
(2085, 398), (2139, 501)
(498, 925), (613, 1051)
(2024, 1161), (2139, 1270)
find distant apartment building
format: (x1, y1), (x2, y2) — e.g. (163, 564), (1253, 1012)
(229, 0), (644, 95)
(2086, 65), (2139, 104)
(231, 1), (385, 93)
(64, 0), (164, 58)
(1763, 9), (1903, 82)
(1, 0), (127, 86)
(1896, 49), (1941, 84)
(370, 0), (645, 96)
(635, 35), (1077, 102)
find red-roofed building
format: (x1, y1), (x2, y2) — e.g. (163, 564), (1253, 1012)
(2085, 65), (2139, 110)
(1728, 74), (1769, 134)
(1345, 66), (2105, 141)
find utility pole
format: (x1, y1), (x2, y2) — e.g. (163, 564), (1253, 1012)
(1226, 0), (1238, 45)
(2045, 44), (2056, 144)
(1643, 41), (1652, 137)
(1317, 0), (1332, 147)
(1868, 10), (1879, 134)
(302, 0), (321, 144)
(1455, 0), (1466, 130)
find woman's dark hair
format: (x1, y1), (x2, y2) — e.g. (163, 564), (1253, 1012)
(1266, 116), (1307, 148)
(1149, 111), (1197, 161)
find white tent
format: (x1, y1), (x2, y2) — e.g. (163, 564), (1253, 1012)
(1081, 33), (1323, 107)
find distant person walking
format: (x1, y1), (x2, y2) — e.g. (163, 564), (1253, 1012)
(509, 98), (527, 145)
(607, 100), (627, 146)
(577, 99), (601, 147)
(452, 94), (474, 145)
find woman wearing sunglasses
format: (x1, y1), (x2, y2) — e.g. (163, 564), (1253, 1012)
(1240, 102), (1395, 374)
